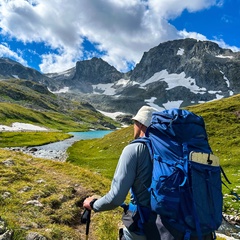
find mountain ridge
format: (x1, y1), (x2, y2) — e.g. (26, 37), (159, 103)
(40, 38), (240, 114)
(1, 38), (240, 116)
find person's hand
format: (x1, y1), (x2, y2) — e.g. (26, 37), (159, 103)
(83, 196), (96, 210)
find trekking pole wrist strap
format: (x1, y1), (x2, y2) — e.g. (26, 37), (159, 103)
(90, 199), (97, 210)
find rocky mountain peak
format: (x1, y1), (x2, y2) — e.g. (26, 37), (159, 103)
(130, 38), (236, 83)
(130, 38), (240, 93)
(73, 57), (123, 84)
(54, 57), (124, 93)
(0, 57), (55, 89)
(2, 38), (240, 116)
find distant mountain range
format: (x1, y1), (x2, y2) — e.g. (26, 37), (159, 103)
(1, 38), (240, 117)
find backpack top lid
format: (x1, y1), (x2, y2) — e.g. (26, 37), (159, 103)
(145, 108), (212, 155)
(146, 108), (208, 143)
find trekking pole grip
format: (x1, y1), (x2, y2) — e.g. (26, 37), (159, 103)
(81, 208), (91, 224)
(81, 208), (91, 239)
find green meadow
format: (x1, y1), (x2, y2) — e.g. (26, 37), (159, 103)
(0, 94), (239, 239)
(0, 101), (120, 132)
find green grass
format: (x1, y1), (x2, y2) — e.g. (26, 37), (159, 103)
(0, 101), (120, 132)
(0, 148), (114, 240)
(1, 94), (240, 239)
(0, 132), (72, 147)
(67, 126), (133, 179)
(68, 94), (240, 219)
(0, 102), (88, 131)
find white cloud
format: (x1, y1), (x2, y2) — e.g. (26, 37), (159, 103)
(147, 0), (217, 19)
(178, 29), (207, 41)
(212, 38), (240, 52)
(0, 0), (233, 73)
(0, 43), (27, 66)
(39, 47), (82, 73)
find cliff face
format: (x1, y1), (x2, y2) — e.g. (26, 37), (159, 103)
(46, 39), (240, 113)
(130, 38), (240, 93)
(2, 38), (240, 114)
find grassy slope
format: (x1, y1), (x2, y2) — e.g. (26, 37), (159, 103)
(0, 79), (59, 111)
(67, 126), (132, 179)
(0, 148), (113, 240)
(0, 94), (239, 240)
(0, 132), (72, 147)
(0, 102), (86, 131)
(67, 94), (240, 219)
(0, 101), (120, 131)
(0, 79), (120, 131)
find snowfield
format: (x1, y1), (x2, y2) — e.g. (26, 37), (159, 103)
(0, 122), (48, 132)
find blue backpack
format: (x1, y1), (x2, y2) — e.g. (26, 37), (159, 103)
(132, 108), (223, 239)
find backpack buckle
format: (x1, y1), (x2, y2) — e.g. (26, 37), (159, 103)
(184, 230), (191, 240)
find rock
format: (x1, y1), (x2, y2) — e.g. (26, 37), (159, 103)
(0, 218), (13, 240)
(36, 179), (45, 184)
(1, 192), (11, 199)
(0, 218), (6, 234)
(29, 148), (38, 152)
(115, 114), (133, 125)
(26, 232), (47, 240)
(25, 200), (43, 207)
(1, 160), (15, 167)
(0, 230), (13, 240)
(19, 186), (32, 193)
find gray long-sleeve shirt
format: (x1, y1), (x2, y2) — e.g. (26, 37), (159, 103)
(93, 142), (152, 212)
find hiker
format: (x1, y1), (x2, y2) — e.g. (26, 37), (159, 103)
(83, 105), (171, 239)
(83, 106), (215, 240)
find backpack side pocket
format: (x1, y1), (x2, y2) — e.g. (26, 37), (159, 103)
(190, 161), (222, 233)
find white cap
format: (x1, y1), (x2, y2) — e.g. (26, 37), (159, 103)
(132, 106), (157, 127)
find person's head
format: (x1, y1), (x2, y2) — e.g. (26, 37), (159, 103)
(132, 106), (157, 139)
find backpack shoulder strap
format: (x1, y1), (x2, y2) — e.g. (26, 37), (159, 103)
(130, 137), (153, 225)
(131, 137), (153, 160)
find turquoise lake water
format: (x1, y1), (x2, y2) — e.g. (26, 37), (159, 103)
(28, 130), (113, 160)
(69, 130), (113, 140)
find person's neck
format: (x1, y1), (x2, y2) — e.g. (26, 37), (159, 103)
(139, 131), (146, 137)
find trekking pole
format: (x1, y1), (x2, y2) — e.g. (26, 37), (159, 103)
(81, 208), (91, 240)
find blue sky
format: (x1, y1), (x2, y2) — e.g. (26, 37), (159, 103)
(0, 0), (239, 74)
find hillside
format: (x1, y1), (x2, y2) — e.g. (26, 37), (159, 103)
(0, 79), (120, 131)
(0, 148), (114, 240)
(0, 94), (239, 239)
(68, 93), (240, 182)
(67, 93), (240, 236)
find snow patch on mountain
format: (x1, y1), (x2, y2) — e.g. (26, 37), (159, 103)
(115, 79), (130, 87)
(177, 48), (184, 55)
(163, 100), (184, 109)
(140, 70), (207, 94)
(216, 55), (234, 59)
(50, 87), (70, 93)
(12, 75), (20, 79)
(93, 83), (116, 95)
(92, 69), (214, 98)
(144, 97), (183, 111)
(93, 78), (135, 95)
(97, 109), (127, 119)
